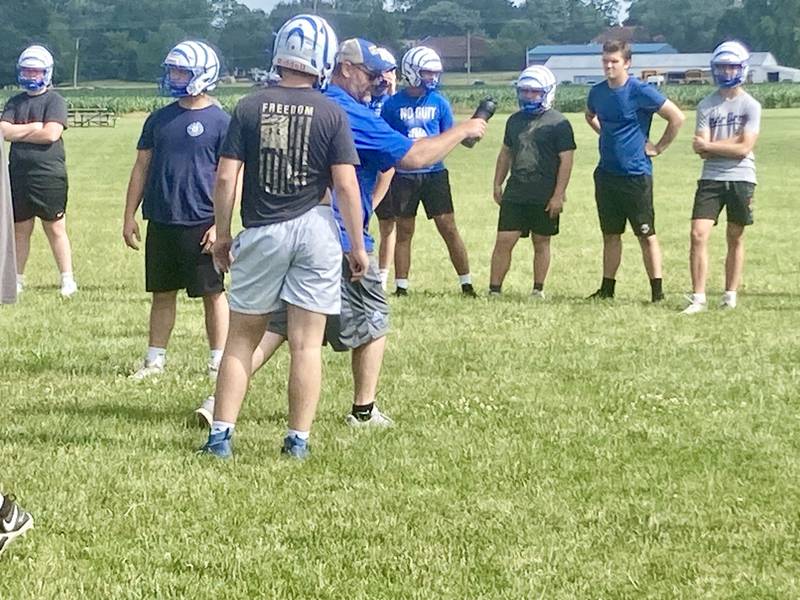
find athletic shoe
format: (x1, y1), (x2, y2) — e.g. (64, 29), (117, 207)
(345, 406), (394, 428)
(60, 279), (78, 298)
(129, 361), (165, 380)
(195, 395), (215, 428)
(281, 434), (310, 459)
(394, 287), (408, 297)
(587, 288), (613, 300)
(0, 494), (34, 558)
(719, 298), (737, 310)
(197, 428), (232, 459)
(461, 283), (477, 298)
(681, 301), (707, 315)
(530, 289), (546, 300)
(487, 290), (501, 298)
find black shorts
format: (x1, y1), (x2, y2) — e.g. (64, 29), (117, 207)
(391, 169), (454, 219)
(374, 184), (397, 221)
(267, 255), (390, 352)
(692, 180), (755, 226)
(594, 168), (655, 237)
(145, 221), (224, 298)
(10, 170), (68, 222)
(498, 201), (559, 237)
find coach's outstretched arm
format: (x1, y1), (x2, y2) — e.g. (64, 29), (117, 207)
(645, 99), (685, 157)
(397, 118), (486, 171)
(122, 149), (153, 250)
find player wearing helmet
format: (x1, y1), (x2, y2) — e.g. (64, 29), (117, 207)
(489, 66), (576, 299)
(380, 46), (476, 297)
(585, 40), (685, 303)
(198, 17), (369, 460)
(0, 45), (77, 298)
(123, 41), (231, 384)
(682, 41), (761, 314)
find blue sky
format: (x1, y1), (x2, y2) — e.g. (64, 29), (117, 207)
(241, 0), (279, 12)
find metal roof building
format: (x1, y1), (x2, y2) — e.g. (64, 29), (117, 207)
(527, 43), (677, 66)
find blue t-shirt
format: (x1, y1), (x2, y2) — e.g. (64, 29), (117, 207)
(381, 89), (454, 174)
(325, 84), (413, 253)
(369, 92), (391, 117)
(587, 77), (666, 176)
(137, 101), (230, 225)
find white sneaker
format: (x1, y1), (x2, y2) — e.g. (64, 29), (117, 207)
(60, 279), (78, 298)
(345, 407), (394, 428)
(195, 395), (215, 428)
(129, 361), (165, 380)
(719, 296), (737, 310)
(681, 301), (707, 315)
(530, 289), (546, 300)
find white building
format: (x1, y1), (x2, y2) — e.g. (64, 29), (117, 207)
(544, 52), (800, 85)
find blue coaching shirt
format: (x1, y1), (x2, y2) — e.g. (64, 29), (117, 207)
(137, 102), (230, 225)
(325, 84), (413, 253)
(381, 89), (454, 175)
(587, 77), (666, 176)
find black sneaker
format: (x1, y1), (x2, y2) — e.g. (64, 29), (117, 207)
(0, 494), (34, 557)
(394, 287), (408, 297)
(587, 288), (614, 300)
(461, 283), (478, 298)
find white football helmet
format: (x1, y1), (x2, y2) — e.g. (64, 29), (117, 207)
(401, 46), (443, 91)
(272, 14), (337, 90)
(17, 45), (54, 92)
(162, 41), (220, 97)
(711, 41), (750, 88)
(516, 65), (556, 114)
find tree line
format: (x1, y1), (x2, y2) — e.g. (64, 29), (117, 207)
(0, 0), (797, 86)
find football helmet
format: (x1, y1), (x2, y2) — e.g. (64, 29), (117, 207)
(401, 46), (443, 91)
(161, 41), (220, 97)
(17, 45), (54, 92)
(272, 14), (337, 90)
(516, 65), (556, 114)
(711, 41), (750, 88)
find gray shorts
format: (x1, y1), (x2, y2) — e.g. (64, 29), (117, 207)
(268, 254), (390, 351)
(228, 205), (342, 315)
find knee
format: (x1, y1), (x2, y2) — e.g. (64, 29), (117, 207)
(396, 220), (415, 240)
(690, 228), (707, 246)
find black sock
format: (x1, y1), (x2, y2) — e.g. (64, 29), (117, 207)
(601, 277), (616, 296)
(650, 278), (664, 301)
(533, 282), (544, 292)
(352, 402), (374, 421)
(489, 284), (502, 293)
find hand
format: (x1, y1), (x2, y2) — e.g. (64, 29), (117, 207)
(462, 118), (487, 141)
(692, 135), (709, 154)
(212, 234), (234, 274)
(122, 217), (141, 250)
(346, 247), (369, 282)
(493, 183), (503, 206)
(200, 224), (216, 254)
(645, 140), (660, 157)
(544, 196), (564, 219)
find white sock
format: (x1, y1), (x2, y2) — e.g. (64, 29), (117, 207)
(458, 273), (472, 285)
(146, 346), (166, 366)
(691, 293), (707, 304)
(211, 421), (235, 436)
(287, 429), (309, 441)
(60, 271), (75, 284)
(395, 278), (409, 290)
(16, 274), (24, 287)
(209, 349), (224, 369)
(723, 290), (737, 305)
(379, 269), (389, 290)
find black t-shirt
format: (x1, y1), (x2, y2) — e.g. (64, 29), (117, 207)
(1, 90), (69, 178)
(220, 86), (359, 228)
(502, 109), (576, 205)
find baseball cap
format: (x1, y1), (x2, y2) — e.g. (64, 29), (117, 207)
(336, 38), (395, 75)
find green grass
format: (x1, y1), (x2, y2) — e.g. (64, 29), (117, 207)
(2, 109), (800, 599)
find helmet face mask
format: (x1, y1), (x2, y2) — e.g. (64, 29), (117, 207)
(515, 66), (556, 114)
(401, 47), (443, 92)
(711, 41), (749, 88)
(161, 41), (220, 97)
(17, 45), (54, 92)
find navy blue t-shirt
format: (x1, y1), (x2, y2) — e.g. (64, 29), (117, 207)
(587, 77), (666, 176)
(325, 84), (413, 253)
(137, 102), (230, 226)
(381, 89), (453, 174)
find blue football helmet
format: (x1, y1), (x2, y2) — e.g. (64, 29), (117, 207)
(17, 45), (54, 92)
(161, 41), (220, 97)
(711, 41), (750, 88)
(516, 66), (556, 114)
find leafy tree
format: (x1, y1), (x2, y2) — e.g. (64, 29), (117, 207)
(627, 0), (732, 52)
(413, 1), (482, 36)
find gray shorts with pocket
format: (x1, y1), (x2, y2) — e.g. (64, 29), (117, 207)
(229, 205), (342, 315)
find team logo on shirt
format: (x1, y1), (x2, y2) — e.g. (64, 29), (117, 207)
(186, 121), (205, 137)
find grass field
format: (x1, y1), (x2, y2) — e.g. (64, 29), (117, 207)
(2, 108), (799, 599)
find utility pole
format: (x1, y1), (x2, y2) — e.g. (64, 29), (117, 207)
(72, 37), (81, 88)
(466, 30), (472, 83)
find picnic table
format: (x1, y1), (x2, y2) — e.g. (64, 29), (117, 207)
(67, 107), (117, 127)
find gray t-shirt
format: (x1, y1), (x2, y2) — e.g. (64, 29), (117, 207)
(696, 90), (761, 183)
